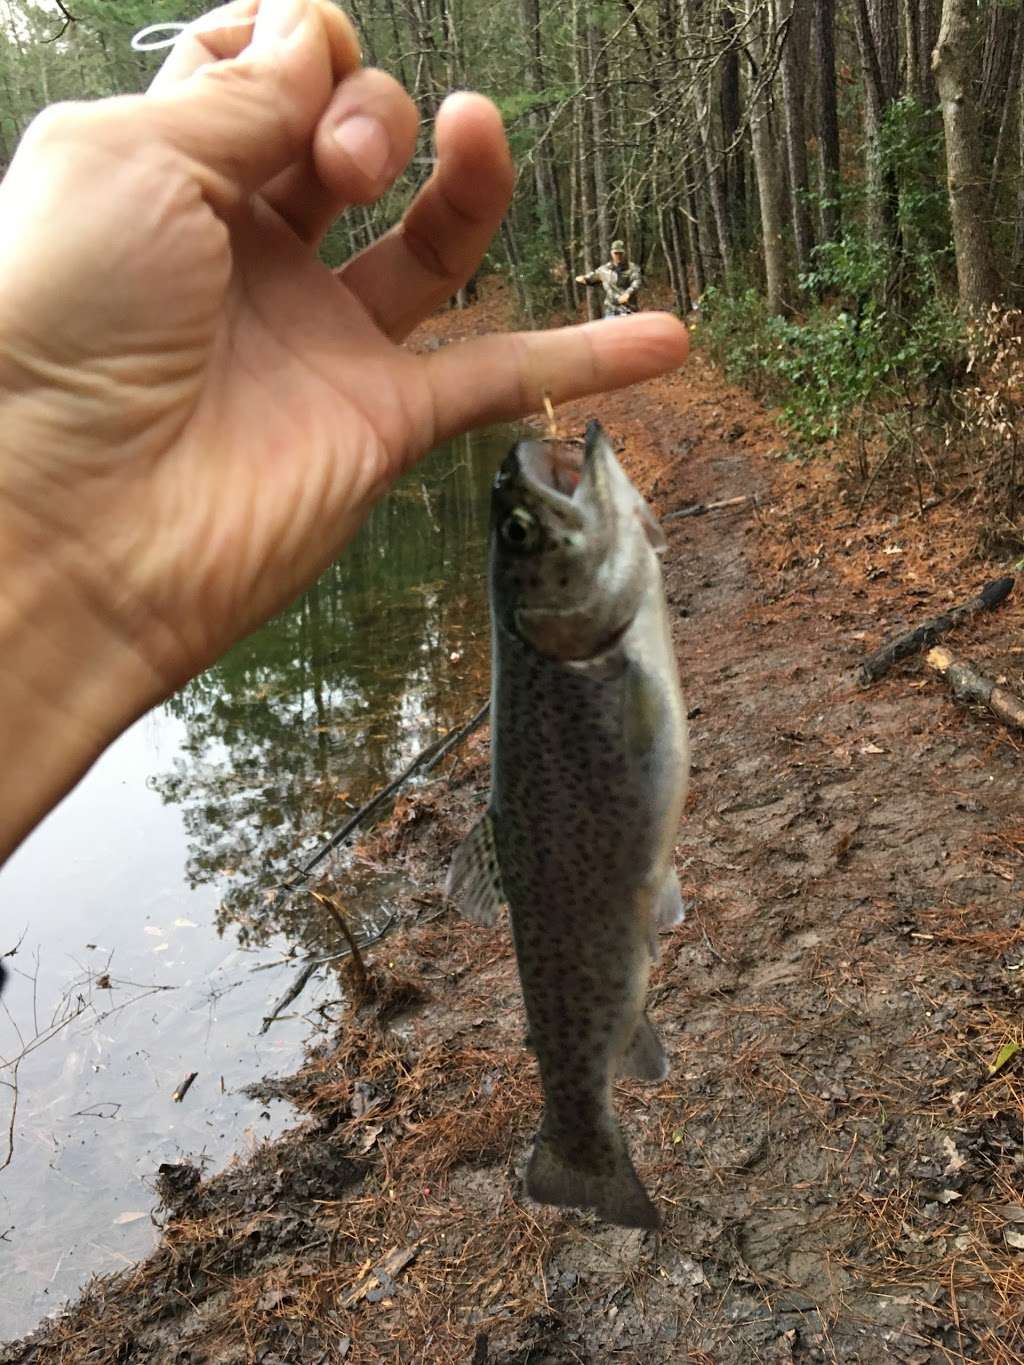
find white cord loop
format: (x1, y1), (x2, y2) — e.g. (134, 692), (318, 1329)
(131, 16), (256, 52)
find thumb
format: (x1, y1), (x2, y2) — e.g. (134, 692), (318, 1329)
(147, 0), (361, 209)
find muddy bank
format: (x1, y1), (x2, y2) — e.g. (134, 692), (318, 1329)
(4, 295), (1023, 1364)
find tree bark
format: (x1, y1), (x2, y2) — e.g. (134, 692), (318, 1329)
(776, 0), (815, 279)
(587, 21), (612, 255)
(853, 0), (901, 253)
(744, 0), (789, 314)
(813, 0), (842, 245)
(720, 4), (746, 245)
(521, 0), (574, 310)
(933, 0), (1002, 316)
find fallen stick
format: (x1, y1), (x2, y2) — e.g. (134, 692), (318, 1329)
(422, 699), (490, 773)
(280, 698), (489, 891)
(171, 1072), (198, 1104)
(857, 577), (1015, 686)
(926, 647), (1024, 733)
(663, 494), (750, 522)
(311, 890), (368, 996)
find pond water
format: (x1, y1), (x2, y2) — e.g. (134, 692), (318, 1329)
(0, 424), (513, 1340)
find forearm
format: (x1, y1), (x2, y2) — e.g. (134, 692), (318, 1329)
(0, 509), (165, 863)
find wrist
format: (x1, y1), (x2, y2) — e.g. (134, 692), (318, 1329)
(0, 502), (167, 862)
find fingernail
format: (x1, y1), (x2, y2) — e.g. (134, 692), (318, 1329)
(250, 0), (306, 50)
(333, 114), (391, 183)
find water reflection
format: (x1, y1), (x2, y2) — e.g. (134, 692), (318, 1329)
(150, 426), (511, 952)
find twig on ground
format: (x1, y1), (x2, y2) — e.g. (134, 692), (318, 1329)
(857, 577), (1014, 686)
(663, 494), (751, 522)
(926, 647), (1024, 734)
(172, 1073), (198, 1104)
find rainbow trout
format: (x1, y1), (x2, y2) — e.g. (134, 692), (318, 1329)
(446, 421), (688, 1229)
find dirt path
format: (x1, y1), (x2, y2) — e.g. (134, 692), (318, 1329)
(4, 313), (1023, 1365)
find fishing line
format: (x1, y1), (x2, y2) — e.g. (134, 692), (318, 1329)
(131, 15), (257, 52)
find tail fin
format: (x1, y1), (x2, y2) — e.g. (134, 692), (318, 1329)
(526, 1126), (660, 1230)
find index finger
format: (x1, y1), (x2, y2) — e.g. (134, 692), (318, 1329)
(147, 0), (260, 90)
(421, 314), (690, 448)
(149, 0), (360, 91)
(145, 0), (362, 207)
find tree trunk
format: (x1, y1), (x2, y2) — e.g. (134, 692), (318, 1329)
(685, 175), (706, 300)
(573, 0), (599, 319)
(814, 0), (842, 244)
(521, 0), (574, 310)
(681, 0), (732, 283)
(980, 4), (1019, 144)
(587, 21), (612, 255)
(902, 0), (937, 106)
(933, 0), (1001, 316)
(744, 0), (789, 314)
(917, 0), (940, 106)
(1014, 50), (1024, 297)
(988, 16), (1022, 209)
(720, 4), (746, 245)
(777, 0), (815, 279)
(853, 0), (901, 252)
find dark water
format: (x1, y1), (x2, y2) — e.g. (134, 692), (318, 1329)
(0, 424), (512, 1339)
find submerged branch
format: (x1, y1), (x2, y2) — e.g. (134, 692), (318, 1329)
(257, 911), (396, 1034)
(281, 700), (489, 891)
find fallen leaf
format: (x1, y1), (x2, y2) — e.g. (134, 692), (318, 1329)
(942, 1136), (965, 1176)
(256, 1287), (287, 1311)
(1005, 1229), (1024, 1251)
(987, 1040), (1020, 1077)
(341, 1242), (422, 1309)
(143, 926), (164, 937)
(173, 918), (198, 929)
(937, 1189), (961, 1204)
(860, 742), (885, 755)
(358, 1123), (384, 1154)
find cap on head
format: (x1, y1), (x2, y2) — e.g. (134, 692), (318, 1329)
(611, 239), (626, 254)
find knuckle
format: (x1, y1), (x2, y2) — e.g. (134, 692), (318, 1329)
(23, 100), (89, 149)
(22, 97), (140, 159)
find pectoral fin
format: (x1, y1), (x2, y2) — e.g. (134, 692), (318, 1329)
(655, 868), (687, 929)
(624, 665), (663, 762)
(635, 496), (667, 553)
(444, 811), (506, 926)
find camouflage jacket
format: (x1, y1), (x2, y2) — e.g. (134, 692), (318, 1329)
(580, 259), (641, 314)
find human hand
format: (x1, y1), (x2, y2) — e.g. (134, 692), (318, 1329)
(0, 0), (687, 856)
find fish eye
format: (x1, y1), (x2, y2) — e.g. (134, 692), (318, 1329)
(501, 508), (538, 551)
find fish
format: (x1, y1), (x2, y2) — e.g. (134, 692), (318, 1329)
(446, 420), (689, 1229)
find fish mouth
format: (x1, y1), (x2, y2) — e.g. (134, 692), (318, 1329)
(499, 421), (608, 520)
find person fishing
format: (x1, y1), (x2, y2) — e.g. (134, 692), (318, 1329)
(575, 239), (642, 317)
(0, 0), (688, 887)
